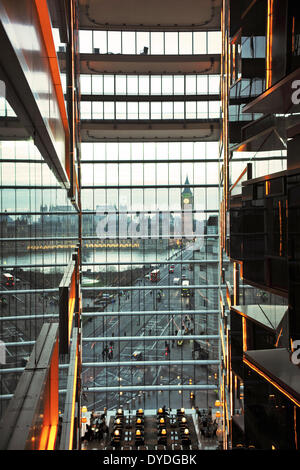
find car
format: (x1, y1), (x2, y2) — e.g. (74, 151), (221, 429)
(145, 274), (151, 280)
(181, 274), (188, 281)
(132, 350), (143, 361)
(102, 293), (112, 300)
(173, 277), (180, 285)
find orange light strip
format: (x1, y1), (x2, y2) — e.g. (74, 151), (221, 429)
(47, 425), (58, 450)
(38, 420), (58, 450)
(38, 425), (50, 450)
(274, 327), (283, 347)
(220, 322), (227, 368)
(278, 200), (283, 256)
(229, 166), (248, 193)
(266, 0), (273, 89)
(34, 0), (70, 177)
(242, 317), (247, 352)
(68, 269), (76, 344)
(292, 17), (295, 54)
(68, 349), (78, 450)
(244, 357), (300, 408)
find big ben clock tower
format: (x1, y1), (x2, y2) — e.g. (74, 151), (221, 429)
(181, 175), (194, 238)
(181, 175), (194, 210)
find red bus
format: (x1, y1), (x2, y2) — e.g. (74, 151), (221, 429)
(1, 273), (15, 288)
(150, 269), (160, 282)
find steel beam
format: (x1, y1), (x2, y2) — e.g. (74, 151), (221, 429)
(79, 384), (217, 392)
(0, 383), (216, 399)
(0, 359), (219, 374)
(81, 360), (219, 367)
(0, 310), (219, 322)
(83, 335), (219, 342)
(0, 284), (225, 295)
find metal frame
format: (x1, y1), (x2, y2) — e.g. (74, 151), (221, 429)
(0, 323), (59, 450)
(59, 254), (77, 355)
(59, 327), (81, 450)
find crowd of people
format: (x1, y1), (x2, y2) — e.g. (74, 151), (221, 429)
(196, 407), (218, 438)
(82, 409), (109, 442)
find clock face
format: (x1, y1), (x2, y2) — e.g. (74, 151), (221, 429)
(183, 198), (190, 204)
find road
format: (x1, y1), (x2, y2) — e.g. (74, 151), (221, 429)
(81, 243), (219, 411)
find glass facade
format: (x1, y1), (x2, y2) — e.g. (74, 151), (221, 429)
(80, 140), (221, 411)
(0, 140), (78, 418)
(0, 4), (223, 438)
(80, 74), (221, 96)
(78, 30), (222, 55)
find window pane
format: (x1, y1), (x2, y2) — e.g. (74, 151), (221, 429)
(174, 76), (184, 94)
(116, 75), (127, 95)
(80, 75), (91, 94)
(151, 102), (161, 119)
(186, 75), (196, 94)
(81, 142), (94, 160)
(139, 76), (149, 95)
(207, 31), (222, 53)
(139, 102), (149, 119)
(174, 102), (184, 119)
(150, 32), (164, 54)
(197, 75), (208, 94)
(209, 101), (221, 118)
(80, 101), (91, 119)
(108, 31), (121, 54)
(92, 102), (103, 119)
(136, 32), (150, 54)
(162, 102), (173, 119)
(103, 75), (115, 94)
(93, 31), (107, 53)
(156, 142), (169, 159)
(165, 32), (178, 54)
(104, 102), (114, 119)
(151, 76), (161, 95)
(193, 32), (207, 54)
(197, 101), (208, 119)
(127, 75), (138, 95)
(206, 141), (219, 159)
(254, 36), (266, 58)
(127, 102), (138, 119)
(181, 142), (194, 159)
(209, 75), (220, 94)
(186, 101), (196, 119)
(122, 31), (136, 54)
(92, 75), (103, 94)
(131, 143), (143, 159)
(116, 102), (127, 119)
(144, 142), (156, 159)
(162, 76), (173, 95)
(179, 32), (192, 54)
(106, 143), (118, 160)
(79, 30), (92, 53)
